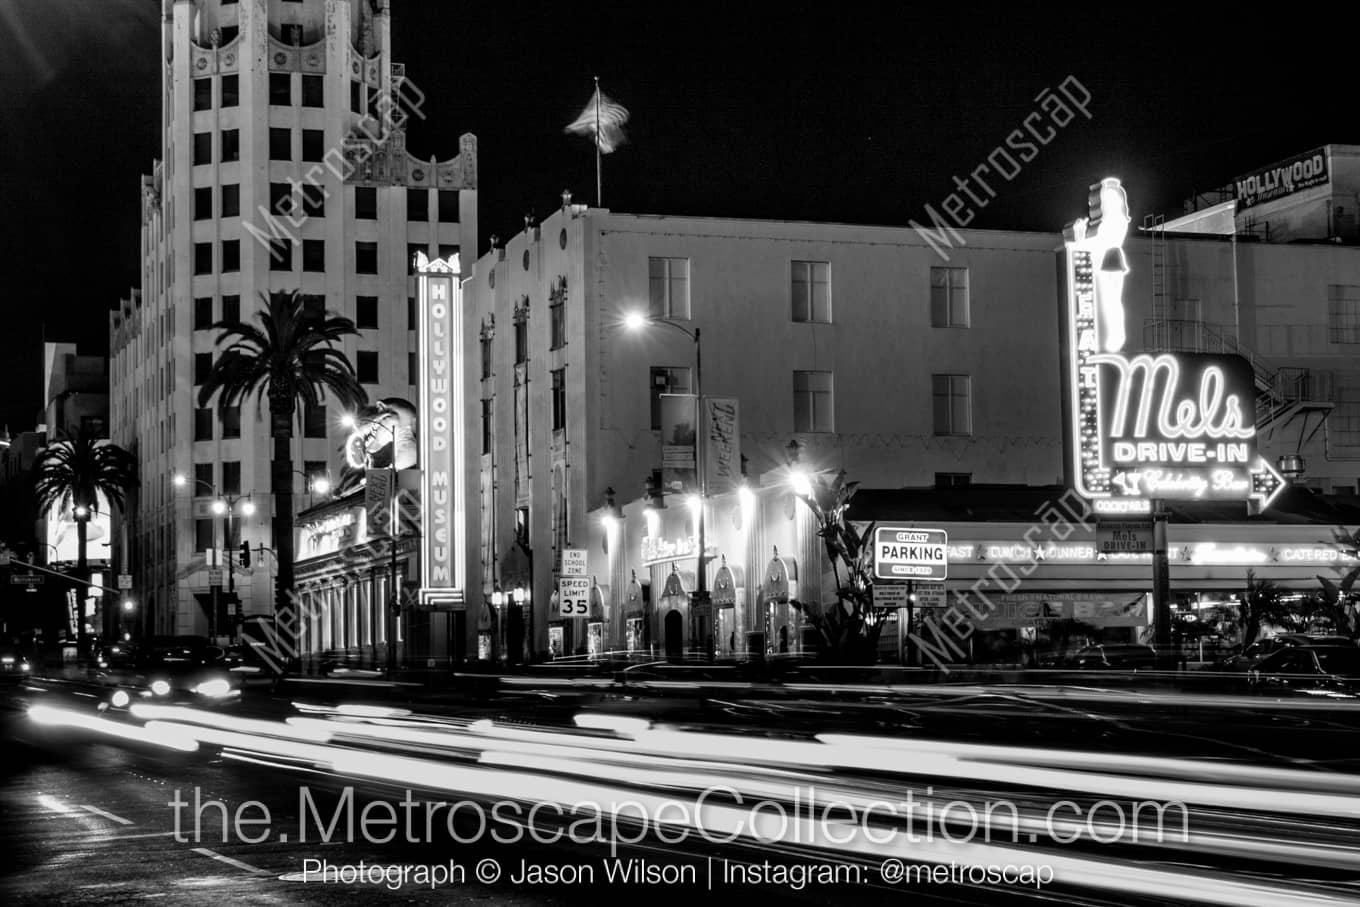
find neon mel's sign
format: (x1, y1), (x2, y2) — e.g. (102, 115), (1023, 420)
(1063, 177), (1284, 513)
(417, 252), (466, 607)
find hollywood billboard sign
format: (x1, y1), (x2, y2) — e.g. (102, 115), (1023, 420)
(416, 252), (466, 607)
(1063, 178), (1284, 514)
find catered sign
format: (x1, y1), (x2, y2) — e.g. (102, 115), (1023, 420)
(561, 548), (587, 577)
(558, 576), (591, 617)
(874, 527), (949, 582)
(1063, 177), (1284, 509)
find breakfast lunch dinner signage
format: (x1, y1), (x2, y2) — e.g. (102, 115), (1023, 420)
(1062, 177), (1284, 513)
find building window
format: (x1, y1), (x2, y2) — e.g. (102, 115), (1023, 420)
(931, 267), (970, 328)
(192, 132), (212, 165)
(304, 460), (327, 487)
(221, 128), (239, 162)
(269, 182), (293, 217)
(220, 183), (239, 218)
(195, 519), (215, 552)
(935, 472), (972, 487)
(220, 405), (241, 439)
(301, 74), (323, 108)
(301, 294), (324, 318)
(270, 239), (293, 271)
(480, 334), (492, 379)
(1328, 286), (1360, 344)
(408, 296), (416, 330)
(194, 353), (213, 385)
(269, 72), (292, 106)
(357, 351), (378, 384)
(438, 243), (458, 262)
(407, 244), (425, 275)
(407, 351), (417, 385)
(193, 78), (212, 111)
(299, 184), (324, 218)
(194, 407), (213, 441)
(514, 314), (528, 364)
(406, 188), (428, 222)
(304, 403), (326, 438)
(355, 186), (377, 219)
(356, 296), (378, 329)
(195, 462), (214, 491)
(932, 374), (972, 436)
(350, 81), (363, 114)
(194, 297), (213, 330)
(551, 368), (566, 431)
(221, 239), (240, 272)
(550, 290), (566, 350)
(222, 294), (240, 324)
(302, 239), (325, 272)
(301, 129), (324, 163)
(649, 366), (692, 429)
(269, 127), (291, 161)
(791, 260), (831, 323)
(222, 461), (241, 496)
(438, 190), (458, 223)
(481, 399), (493, 455)
(194, 242), (212, 275)
(217, 25), (238, 45)
(793, 370), (834, 433)
(220, 73), (238, 108)
(356, 242), (378, 274)
(648, 257), (690, 320)
(193, 186), (212, 220)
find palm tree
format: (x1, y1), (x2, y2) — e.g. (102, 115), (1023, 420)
(789, 470), (884, 664)
(1315, 527), (1360, 639)
(31, 432), (137, 660)
(198, 290), (367, 618)
(1240, 570), (1309, 646)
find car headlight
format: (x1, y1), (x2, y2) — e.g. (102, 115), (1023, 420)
(1, 656), (13, 664)
(192, 678), (232, 698)
(150, 680), (171, 696)
(21, 663), (29, 672)
(110, 690), (131, 709)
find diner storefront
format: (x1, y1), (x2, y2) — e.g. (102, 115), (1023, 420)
(582, 481), (1360, 664)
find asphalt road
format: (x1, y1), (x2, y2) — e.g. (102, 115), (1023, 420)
(3, 674), (1358, 906)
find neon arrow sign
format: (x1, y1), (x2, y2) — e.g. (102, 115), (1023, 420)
(1064, 178), (1280, 510)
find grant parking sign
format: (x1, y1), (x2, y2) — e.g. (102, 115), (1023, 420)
(873, 527), (949, 581)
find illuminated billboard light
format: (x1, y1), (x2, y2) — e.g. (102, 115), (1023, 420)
(1064, 177), (1284, 509)
(48, 492), (113, 563)
(416, 252), (465, 607)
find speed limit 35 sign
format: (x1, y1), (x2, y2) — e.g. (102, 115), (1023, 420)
(557, 576), (591, 617)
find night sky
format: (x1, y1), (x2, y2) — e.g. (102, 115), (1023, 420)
(0, 0), (1350, 435)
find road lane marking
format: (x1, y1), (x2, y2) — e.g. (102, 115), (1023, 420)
(81, 805), (133, 825)
(191, 847), (269, 875)
(118, 831), (180, 840)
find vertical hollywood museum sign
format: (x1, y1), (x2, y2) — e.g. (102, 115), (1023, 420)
(417, 252), (466, 607)
(1063, 177), (1284, 513)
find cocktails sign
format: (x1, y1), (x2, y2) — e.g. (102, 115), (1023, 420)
(417, 252), (465, 607)
(1063, 178), (1283, 511)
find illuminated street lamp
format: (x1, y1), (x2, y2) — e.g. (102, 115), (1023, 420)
(173, 472), (255, 642)
(625, 311), (710, 659)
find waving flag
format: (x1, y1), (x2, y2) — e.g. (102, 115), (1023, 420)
(565, 83), (630, 153)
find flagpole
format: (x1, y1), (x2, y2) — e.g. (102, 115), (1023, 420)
(594, 75), (602, 207)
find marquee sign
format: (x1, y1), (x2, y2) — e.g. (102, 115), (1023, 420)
(1063, 177), (1284, 511)
(417, 252), (466, 607)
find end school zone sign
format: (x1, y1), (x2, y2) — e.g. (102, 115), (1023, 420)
(873, 527), (949, 581)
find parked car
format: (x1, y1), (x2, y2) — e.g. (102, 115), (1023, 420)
(1248, 646), (1360, 697)
(1043, 643), (1159, 670)
(1218, 634), (1354, 672)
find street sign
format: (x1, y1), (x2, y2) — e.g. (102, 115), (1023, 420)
(561, 548), (588, 577)
(0, 551), (10, 567)
(10, 574), (43, 585)
(207, 567), (224, 587)
(1097, 520), (1154, 554)
(873, 584), (910, 608)
(118, 574), (133, 590)
(914, 584), (947, 608)
(557, 576), (591, 616)
(873, 527), (949, 581)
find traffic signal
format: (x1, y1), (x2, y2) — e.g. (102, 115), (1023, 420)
(239, 541), (251, 568)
